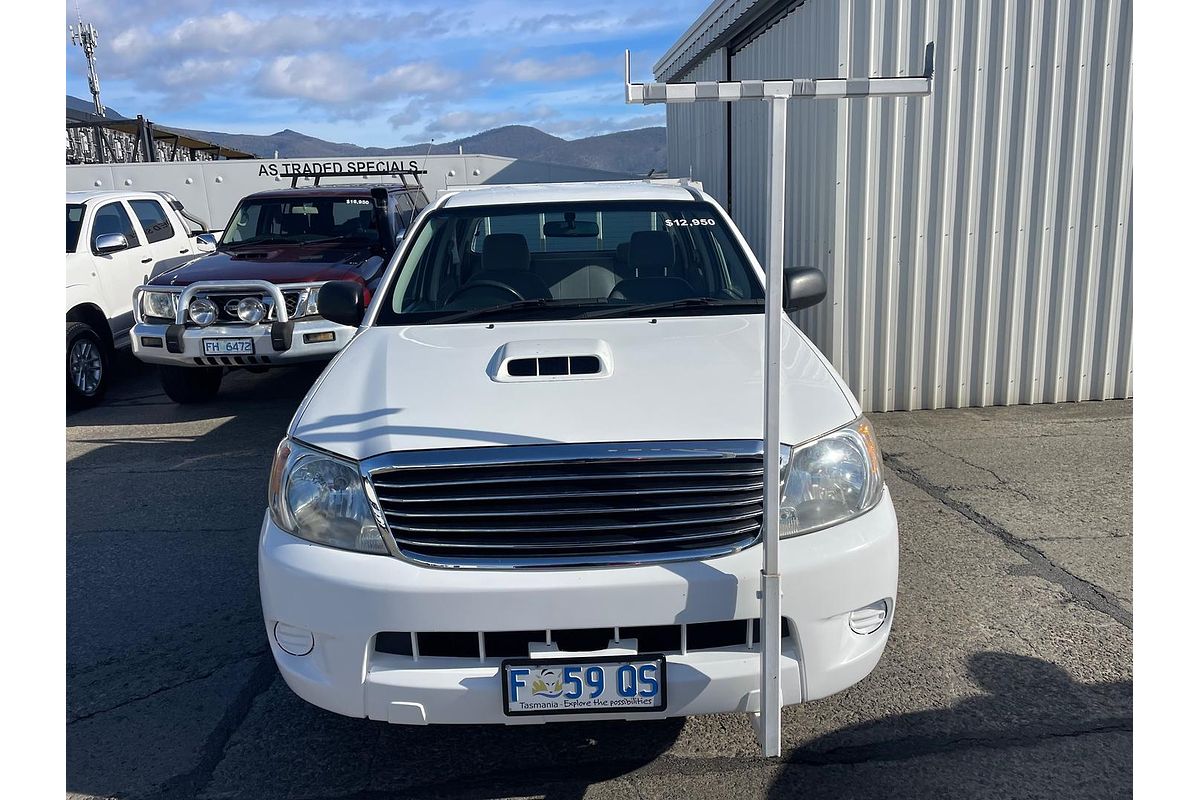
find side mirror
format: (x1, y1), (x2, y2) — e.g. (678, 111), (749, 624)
(783, 267), (826, 312)
(93, 232), (129, 255)
(317, 280), (366, 328)
(195, 233), (218, 251)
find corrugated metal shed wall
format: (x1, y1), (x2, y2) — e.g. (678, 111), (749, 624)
(668, 0), (1133, 411)
(729, 0), (843, 379)
(667, 50), (729, 207)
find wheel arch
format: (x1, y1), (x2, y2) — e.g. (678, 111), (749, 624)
(66, 303), (114, 353)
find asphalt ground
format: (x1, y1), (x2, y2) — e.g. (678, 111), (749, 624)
(66, 355), (1132, 800)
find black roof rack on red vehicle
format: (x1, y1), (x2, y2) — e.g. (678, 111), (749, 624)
(288, 169), (428, 189)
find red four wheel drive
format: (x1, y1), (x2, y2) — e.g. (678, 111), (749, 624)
(131, 174), (428, 403)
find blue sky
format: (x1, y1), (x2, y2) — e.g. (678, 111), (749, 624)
(65, 0), (704, 146)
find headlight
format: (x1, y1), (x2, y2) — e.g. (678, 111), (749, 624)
(188, 297), (218, 327)
(302, 286), (321, 317)
(780, 417), (883, 537)
(268, 439), (388, 554)
(142, 291), (177, 320)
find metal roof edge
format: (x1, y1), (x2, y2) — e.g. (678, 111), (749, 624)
(652, 0), (735, 79)
(652, 0), (803, 82)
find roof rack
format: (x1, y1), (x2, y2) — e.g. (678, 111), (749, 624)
(288, 169), (428, 189)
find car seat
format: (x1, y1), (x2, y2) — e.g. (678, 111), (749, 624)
(474, 233), (553, 300)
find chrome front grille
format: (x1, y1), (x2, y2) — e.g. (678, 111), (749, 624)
(364, 442), (768, 567)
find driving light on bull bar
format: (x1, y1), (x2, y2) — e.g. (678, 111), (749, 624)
(779, 416), (883, 537)
(188, 297), (217, 327)
(237, 297), (266, 324)
(268, 438), (388, 554)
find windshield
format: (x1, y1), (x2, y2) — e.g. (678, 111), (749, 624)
(375, 200), (763, 325)
(67, 203), (85, 253)
(220, 196), (381, 247)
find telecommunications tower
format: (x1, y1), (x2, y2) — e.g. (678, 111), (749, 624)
(69, 14), (104, 117)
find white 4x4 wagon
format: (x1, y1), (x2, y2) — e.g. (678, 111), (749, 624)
(66, 189), (213, 407)
(260, 181), (898, 726)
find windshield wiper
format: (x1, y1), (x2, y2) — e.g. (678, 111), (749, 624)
(221, 237), (297, 249)
(426, 298), (607, 324)
(580, 297), (764, 319)
(300, 235), (375, 246)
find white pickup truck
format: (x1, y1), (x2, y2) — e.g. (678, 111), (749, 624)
(66, 189), (214, 407)
(259, 180), (897, 727)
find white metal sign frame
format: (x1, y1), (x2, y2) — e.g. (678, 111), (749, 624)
(624, 46), (933, 758)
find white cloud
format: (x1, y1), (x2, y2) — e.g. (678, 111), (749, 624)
(256, 53), (367, 103)
(491, 54), (611, 82)
(375, 61), (463, 96)
(252, 54), (463, 120)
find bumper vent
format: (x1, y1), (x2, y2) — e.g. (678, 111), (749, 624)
(365, 442), (766, 567)
(375, 618), (790, 660)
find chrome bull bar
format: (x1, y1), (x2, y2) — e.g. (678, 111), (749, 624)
(173, 279), (292, 325)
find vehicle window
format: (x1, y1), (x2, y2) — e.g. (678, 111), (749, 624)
(392, 192), (423, 234)
(378, 200), (763, 325)
(128, 199), (175, 244)
(66, 204), (85, 253)
(220, 196), (377, 245)
(91, 202), (141, 251)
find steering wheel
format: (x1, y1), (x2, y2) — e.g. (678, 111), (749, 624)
(445, 280), (524, 306)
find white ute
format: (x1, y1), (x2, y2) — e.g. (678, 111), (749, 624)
(260, 181), (898, 726)
(66, 189), (214, 407)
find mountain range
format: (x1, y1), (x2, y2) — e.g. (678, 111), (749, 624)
(168, 124), (667, 176)
(66, 95), (666, 175)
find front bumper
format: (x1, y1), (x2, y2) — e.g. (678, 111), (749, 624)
(258, 490), (898, 725)
(131, 317), (352, 366)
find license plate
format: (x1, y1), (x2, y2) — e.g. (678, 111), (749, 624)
(202, 338), (254, 355)
(501, 655), (667, 716)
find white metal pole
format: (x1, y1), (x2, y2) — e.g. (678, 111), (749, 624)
(758, 93), (788, 758)
(621, 45), (931, 761)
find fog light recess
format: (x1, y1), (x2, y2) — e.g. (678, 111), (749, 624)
(848, 600), (889, 635)
(274, 622), (315, 656)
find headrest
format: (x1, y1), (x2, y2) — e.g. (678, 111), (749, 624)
(482, 233), (530, 271)
(628, 230), (674, 277)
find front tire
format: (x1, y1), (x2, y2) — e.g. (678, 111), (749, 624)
(67, 321), (108, 410)
(159, 365), (223, 404)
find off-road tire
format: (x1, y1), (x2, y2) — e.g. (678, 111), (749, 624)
(67, 321), (109, 410)
(160, 364), (224, 404)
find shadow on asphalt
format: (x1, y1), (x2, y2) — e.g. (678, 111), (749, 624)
(763, 652), (1132, 799)
(66, 355), (328, 429)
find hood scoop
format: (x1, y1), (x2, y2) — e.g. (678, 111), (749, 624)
(488, 339), (613, 382)
(230, 251), (269, 260)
